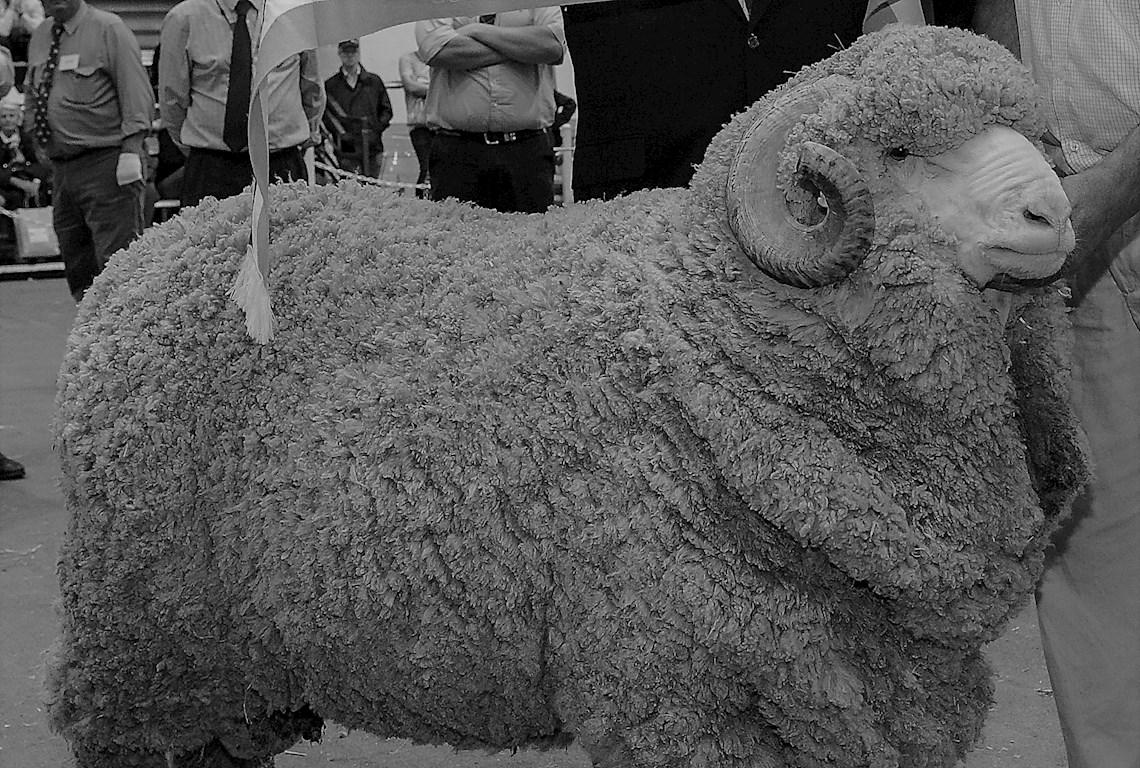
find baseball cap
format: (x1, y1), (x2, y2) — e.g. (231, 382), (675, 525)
(338, 39), (360, 52)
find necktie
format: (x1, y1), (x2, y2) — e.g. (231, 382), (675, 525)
(223, 0), (253, 152)
(32, 21), (64, 147)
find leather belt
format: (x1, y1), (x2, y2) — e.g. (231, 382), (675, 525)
(433, 128), (547, 145)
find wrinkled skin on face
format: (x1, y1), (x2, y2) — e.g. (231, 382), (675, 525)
(891, 125), (1075, 285)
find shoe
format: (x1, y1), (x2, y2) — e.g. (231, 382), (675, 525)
(0, 452), (26, 481)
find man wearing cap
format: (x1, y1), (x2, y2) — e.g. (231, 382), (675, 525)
(415, 8), (565, 213)
(322, 38), (392, 179)
(159, 0), (324, 208)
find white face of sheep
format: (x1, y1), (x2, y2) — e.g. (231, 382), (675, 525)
(892, 125), (1074, 286)
(725, 77), (1076, 295)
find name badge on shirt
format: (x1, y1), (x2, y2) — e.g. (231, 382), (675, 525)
(59, 54), (79, 72)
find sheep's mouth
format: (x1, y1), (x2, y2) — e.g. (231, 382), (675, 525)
(980, 245), (1071, 291)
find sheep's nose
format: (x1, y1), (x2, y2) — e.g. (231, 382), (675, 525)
(1021, 189), (1071, 232)
(1019, 189), (1076, 253)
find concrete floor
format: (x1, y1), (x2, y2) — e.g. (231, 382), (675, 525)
(0, 276), (1067, 768)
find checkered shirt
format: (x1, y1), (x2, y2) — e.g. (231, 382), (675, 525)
(1017, 0), (1140, 174)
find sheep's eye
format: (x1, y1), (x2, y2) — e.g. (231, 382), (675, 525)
(885, 147), (909, 160)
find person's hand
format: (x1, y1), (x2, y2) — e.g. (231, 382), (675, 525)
(1062, 169), (1119, 260)
(115, 152), (143, 186)
(1059, 168), (1126, 305)
(11, 176), (36, 195)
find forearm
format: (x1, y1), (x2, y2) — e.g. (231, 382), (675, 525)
(376, 91), (393, 131)
(463, 23), (563, 65)
(158, 18), (189, 149)
(119, 130), (146, 156)
(399, 62), (429, 97)
(298, 50), (325, 137)
(427, 35), (506, 70)
(1063, 123), (1140, 301)
(114, 61), (155, 154)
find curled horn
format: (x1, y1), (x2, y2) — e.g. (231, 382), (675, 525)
(726, 77), (874, 287)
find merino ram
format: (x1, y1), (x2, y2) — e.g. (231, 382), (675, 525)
(50, 25), (1088, 768)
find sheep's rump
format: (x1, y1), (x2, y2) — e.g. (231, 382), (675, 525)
(51, 182), (1085, 768)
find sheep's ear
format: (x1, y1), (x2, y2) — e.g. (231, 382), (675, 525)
(726, 76), (874, 288)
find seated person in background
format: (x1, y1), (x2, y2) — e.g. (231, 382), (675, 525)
(0, 87), (45, 207)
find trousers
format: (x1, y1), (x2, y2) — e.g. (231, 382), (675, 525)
(1037, 212), (1140, 768)
(429, 131), (554, 214)
(51, 147), (144, 302)
(180, 146), (307, 208)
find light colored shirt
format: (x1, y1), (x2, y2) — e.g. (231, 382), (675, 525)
(416, 8), (565, 133)
(398, 50), (429, 127)
(1016, 0), (1140, 174)
(159, 0), (324, 152)
(24, 1), (152, 159)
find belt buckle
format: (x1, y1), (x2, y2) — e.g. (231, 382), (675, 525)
(484, 131), (515, 145)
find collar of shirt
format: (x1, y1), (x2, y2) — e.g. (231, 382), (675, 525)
(60, 0), (90, 35)
(216, 0), (263, 23)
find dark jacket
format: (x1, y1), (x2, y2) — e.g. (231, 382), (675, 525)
(564, 0), (865, 200)
(564, 0), (976, 201)
(323, 67), (393, 158)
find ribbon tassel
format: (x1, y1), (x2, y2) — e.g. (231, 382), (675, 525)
(228, 242), (275, 343)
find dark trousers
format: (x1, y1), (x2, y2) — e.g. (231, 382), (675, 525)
(180, 146), (307, 208)
(429, 131), (554, 213)
(335, 150), (383, 178)
(409, 125), (432, 193)
(52, 148), (145, 302)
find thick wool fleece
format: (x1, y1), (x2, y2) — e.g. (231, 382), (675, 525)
(50, 26), (1087, 768)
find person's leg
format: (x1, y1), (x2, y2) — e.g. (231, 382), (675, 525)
(78, 152), (144, 275)
(366, 152), (384, 179)
(180, 151), (252, 208)
(1036, 222), (1140, 768)
(51, 162), (99, 302)
(501, 133), (556, 213)
(410, 126), (432, 194)
(268, 148), (308, 185)
(429, 135), (485, 207)
(334, 151), (363, 176)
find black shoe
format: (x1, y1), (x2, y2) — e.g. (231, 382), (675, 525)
(0, 452), (26, 481)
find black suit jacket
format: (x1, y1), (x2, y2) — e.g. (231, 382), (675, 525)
(565, 0), (868, 199)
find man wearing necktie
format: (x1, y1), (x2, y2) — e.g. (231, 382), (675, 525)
(25, 0), (151, 302)
(159, 0), (325, 209)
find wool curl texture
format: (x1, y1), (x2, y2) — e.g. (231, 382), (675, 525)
(50, 25), (1088, 768)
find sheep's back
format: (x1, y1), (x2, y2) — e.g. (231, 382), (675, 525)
(55, 182), (717, 747)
